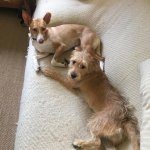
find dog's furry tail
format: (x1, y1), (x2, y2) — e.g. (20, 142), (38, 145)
(101, 138), (117, 150)
(124, 121), (140, 150)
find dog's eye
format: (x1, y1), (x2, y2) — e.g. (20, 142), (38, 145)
(33, 28), (37, 32)
(72, 61), (76, 64)
(41, 27), (46, 31)
(80, 65), (85, 69)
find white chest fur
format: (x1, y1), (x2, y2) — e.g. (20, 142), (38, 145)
(32, 38), (55, 53)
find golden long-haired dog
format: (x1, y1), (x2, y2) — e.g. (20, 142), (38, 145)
(41, 48), (140, 150)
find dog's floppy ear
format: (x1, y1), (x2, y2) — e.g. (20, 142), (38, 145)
(22, 10), (32, 26)
(87, 49), (104, 61)
(94, 54), (105, 61)
(43, 12), (51, 24)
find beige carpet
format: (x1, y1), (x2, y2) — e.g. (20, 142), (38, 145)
(0, 8), (28, 150)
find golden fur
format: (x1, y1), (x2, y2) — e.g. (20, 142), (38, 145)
(41, 49), (140, 150)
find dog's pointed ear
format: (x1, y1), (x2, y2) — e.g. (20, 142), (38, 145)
(43, 12), (51, 24)
(22, 10), (32, 26)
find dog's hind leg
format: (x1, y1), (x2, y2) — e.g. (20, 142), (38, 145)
(72, 131), (101, 149)
(51, 57), (68, 67)
(51, 44), (68, 67)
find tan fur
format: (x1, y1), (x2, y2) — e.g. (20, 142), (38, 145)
(22, 12), (102, 71)
(41, 49), (140, 150)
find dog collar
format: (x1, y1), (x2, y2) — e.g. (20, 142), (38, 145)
(32, 37), (37, 41)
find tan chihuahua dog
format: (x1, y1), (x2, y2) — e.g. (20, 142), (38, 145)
(22, 11), (102, 71)
(41, 48), (140, 150)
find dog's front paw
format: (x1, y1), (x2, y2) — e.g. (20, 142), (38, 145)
(72, 139), (84, 149)
(41, 68), (57, 79)
(42, 68), (52, 76)
(51, 58), (67, 68)
(34, 65), (40, 73)
(32, 56), (40, 72)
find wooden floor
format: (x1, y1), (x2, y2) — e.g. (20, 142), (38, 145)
(0, 8), (28, 150)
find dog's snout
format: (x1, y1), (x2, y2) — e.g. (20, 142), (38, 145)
(37, 33), (44, 44)
(71, 72), (77, 79)
(38, 39), (44, 44)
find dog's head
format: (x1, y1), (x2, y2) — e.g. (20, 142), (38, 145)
(22, 11), (51, 44)
(68, 47), (103, 81)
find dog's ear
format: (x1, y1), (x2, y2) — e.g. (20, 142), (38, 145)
(94, 54), (105, 61)
(87, 49), (104, 61)
(22, 10), (32, 26)
(43, 12), (51, 24)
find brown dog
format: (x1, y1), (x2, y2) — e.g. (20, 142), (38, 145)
(41, 48), (140, 150)
(22, 12), (102, 71)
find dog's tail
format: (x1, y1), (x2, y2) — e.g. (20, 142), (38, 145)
(124, 121), (140, 150)
(101, 138), (117, 150)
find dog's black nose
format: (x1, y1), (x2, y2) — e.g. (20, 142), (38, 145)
(39, 39), (44, 44)
(71, 72), (77, 79)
